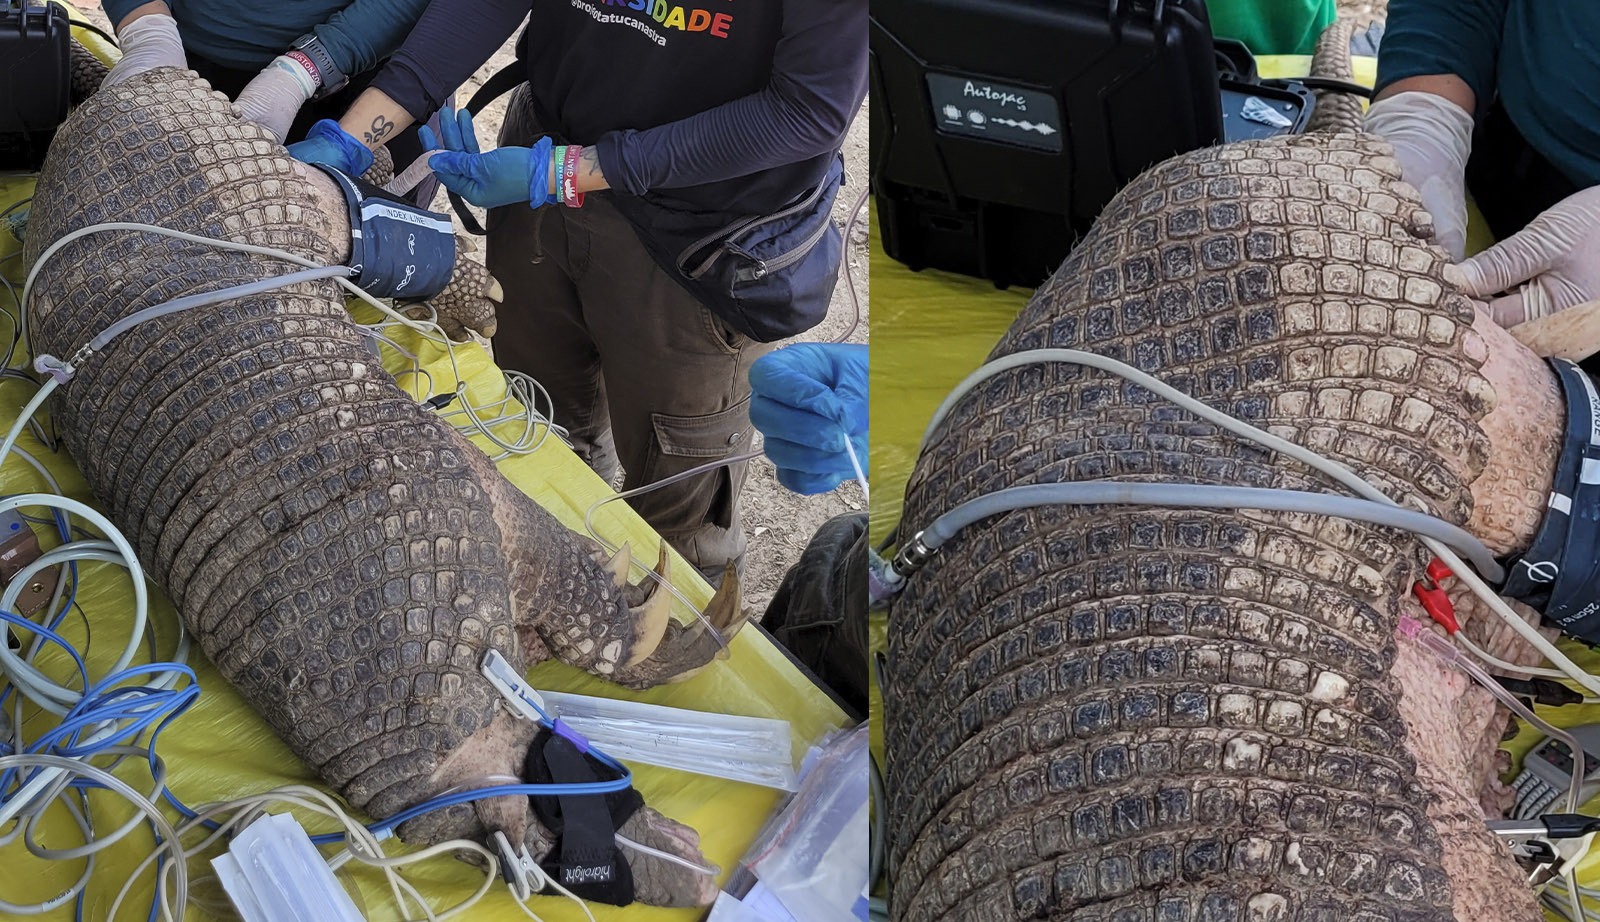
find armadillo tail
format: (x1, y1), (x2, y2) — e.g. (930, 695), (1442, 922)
(1305, 16), (1364, 134)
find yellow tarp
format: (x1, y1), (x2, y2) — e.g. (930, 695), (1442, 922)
(868, 53), (1598, 914)
(0, 14), (846, 920)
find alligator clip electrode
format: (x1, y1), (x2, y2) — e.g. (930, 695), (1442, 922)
(1412, 558), (1459, 634)
(492, 829), (543, 902)
(1489, 814), (1600, 882)
(1489, 817), (1563, 866)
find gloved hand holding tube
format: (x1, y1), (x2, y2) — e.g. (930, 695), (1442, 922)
(420, 107), (559, 209)
(1363, 90), (1474, 262)
(749, 343), (868, 496)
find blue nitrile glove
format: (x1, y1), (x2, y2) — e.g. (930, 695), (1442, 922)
(749, 343), (869, 495)
(286, 119), (375, 177)
(420, 106), (557, 210)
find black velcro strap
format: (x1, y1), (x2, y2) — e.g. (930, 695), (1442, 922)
(449, 61), (528, 236)
(524, 729), (642, 905)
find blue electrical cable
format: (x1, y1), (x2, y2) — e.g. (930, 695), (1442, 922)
(0, 555), (80, 712)
(1, 609), (635, 914)
(0, 610), (87, 692)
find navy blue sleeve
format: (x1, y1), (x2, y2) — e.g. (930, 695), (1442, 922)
(369, 0), (530, 121)
(594, 0), (867, 196)
(314, 0), (435, 76)
(1375, 0), (1509, 113)
(103, 0), (143, 28)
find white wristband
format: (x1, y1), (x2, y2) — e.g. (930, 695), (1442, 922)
(270, 55), (318, 99)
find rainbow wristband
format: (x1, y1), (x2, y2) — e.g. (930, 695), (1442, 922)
(562, 144), (585, 208)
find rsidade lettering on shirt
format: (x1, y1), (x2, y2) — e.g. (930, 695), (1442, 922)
(590, 0), (735, 39)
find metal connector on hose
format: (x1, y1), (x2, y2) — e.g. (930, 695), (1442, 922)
(891, 530), (936, 577)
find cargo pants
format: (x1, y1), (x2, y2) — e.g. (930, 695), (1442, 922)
(484, 88), (774, 582)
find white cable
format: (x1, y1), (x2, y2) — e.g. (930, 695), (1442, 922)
(583, 452), (767, 650)
(118, 784), (569, 922)
(21, 222), (435, 345)
(27, 221), (567, 466)
(614, 832), (717, 877)
(915, 348), (1600, 697)
(0, 495), (151, 717)
(0, 752), (187, 922)
(842, 434), (869, 502)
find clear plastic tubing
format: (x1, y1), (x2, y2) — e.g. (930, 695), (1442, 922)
(1404, 617), (1583, 814)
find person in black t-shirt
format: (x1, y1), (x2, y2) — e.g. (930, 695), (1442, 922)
(289, 0), (869, 587)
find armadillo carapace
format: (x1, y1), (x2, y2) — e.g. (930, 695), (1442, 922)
(23, 66), (744, 906)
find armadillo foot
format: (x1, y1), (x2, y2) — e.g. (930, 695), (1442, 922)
(415, 244), (501, 340)
(408, 711), (720, 907)
(360, 146), (396, 188)
(615, 806), (721, 907)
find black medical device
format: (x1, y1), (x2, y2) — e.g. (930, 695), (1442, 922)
(311, 163), (458, 302)
(1512, 724), (1600, 821)
(1500, 359), (1600, 646)
(870, 0), (1315, 290)
(0, 0), (72, 170)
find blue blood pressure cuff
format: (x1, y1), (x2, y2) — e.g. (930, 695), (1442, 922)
(1500, 358), (1600, 644)
(311, 164), (455, 301)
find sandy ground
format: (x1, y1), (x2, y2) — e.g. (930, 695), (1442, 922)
(73, 4), (868, 615)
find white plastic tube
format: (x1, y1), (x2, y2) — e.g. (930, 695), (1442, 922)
(540, 689), (796, 791)
(384, 151), (439, 197)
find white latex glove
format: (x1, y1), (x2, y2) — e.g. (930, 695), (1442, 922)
(1364, 90), (1474, 261)
(103, 14), (187, 88)
(1447, 185), (1600, 327)
(234, 56), (317, 144)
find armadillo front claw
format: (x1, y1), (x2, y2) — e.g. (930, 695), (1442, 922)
(612, 562), (746, 690)
(603, 541), (633, 589)
(418, 248), (502, 341)
(624, 544), (673, 668)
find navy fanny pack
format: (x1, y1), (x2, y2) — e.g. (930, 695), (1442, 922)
(312, 163), (456, 301)
(1501, 357), (1600, 642)
(611, 153), (847, 343)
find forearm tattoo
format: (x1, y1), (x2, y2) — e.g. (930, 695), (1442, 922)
(363, 115), (395, 146)
(579, 145), (602, 178)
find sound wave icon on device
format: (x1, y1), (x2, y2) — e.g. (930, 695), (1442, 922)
(990, 117), (1057, 136)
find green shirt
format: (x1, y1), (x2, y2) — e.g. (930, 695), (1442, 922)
(1208, 0), (1336, 57)
(102, 0), (431, 76)
(1377, 0), (1600, 189)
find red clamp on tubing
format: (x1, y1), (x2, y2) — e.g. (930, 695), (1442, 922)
(1426, 558), (1453, 584)
(1413, 557), (1458, 633)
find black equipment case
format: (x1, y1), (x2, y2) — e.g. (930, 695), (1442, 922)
(1, 0), (72, 170)
(870, 0), (1312, 289)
